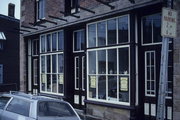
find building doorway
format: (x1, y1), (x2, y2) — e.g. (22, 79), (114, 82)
(73, 29), (86, 109)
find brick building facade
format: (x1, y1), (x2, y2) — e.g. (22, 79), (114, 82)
(20, 0), (180, 119)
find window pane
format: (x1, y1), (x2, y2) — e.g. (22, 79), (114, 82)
(80, 30), (85, 50)
(41, 35), (45, 53)
(108, 76), (117, 101)
(118, 16), (128, 43)
(98, 76), (106, 100)
(97, 22), (106, 46)
(98, 50), (106, 74)
(41, 74), (46, 91)
(119, 76), (129, 102)
(58, 31), (64, 50)
(46, 55), (51, 73)
(41, 56), (45, 73)
(33, 40), (39, 55)
(47, 34), (51, 52)
(89, 75), (96, 98)
(52, 33), (57, 51)
(108, 49), (117, 74)
(52, 55), (57, 73)
(88, 24), (96, 47)
(88, 51), (96, 74)
(107, 19), (117, 45)
(74, 31), (80, 51)
(6, 98), (30, 117)
(47, 74), (51, 92)
(58, 74), (64, 93)
(38, 0), (45, 19)
(142, 16), (152, 44)
(0, 42), (3, 50)
(58, 54), (64, 73)
(119, 48), (129, 74)
(52, 74), (57, 93)
(153, 14), (162, 43)
(0, 97), (10, 109)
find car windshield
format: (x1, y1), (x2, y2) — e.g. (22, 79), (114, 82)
(38, 101), (77, 117)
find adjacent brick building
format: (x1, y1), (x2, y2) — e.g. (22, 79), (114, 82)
(20, 0), (180, 119)
(0, 14), (20, 92)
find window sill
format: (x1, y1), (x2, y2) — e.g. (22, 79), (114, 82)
(84, 99), (135, 110)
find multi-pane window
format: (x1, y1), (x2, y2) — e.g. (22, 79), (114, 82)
(40, 31), (64, 95)
(40, 31), (64, 53)
(74, 29), (85, 52)
(75, 57), (79, 90)
(87, 15), (129, 48)
(33, 59), (38, 85)
(142, 13), (162, 45)
(87, 15), (130, 104)
(0, 64), (3, 84)
(145, 51), (156, 96)
(37, 0), (45, 20)
(167, 50), (173, 98)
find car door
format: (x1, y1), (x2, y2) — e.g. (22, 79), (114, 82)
(1, 98), (35, 120)
(0, 96), (11, 120)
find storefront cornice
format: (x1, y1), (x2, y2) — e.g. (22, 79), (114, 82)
(22, 0), (162, 37)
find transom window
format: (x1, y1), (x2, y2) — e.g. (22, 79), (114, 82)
(73, 29), (85, 52)
(87, 15), (130, 105)
(40, 31), (64, 95)
(32, 39), (39, 56)
(40, 31), (64, 53)
(36, 0), (45, 20)
(88, 15), (129, 48)
(142, 13), (162, 45)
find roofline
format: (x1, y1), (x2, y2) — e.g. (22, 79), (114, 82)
(22, 0), (162, 37)
(0, 14), (20, 23)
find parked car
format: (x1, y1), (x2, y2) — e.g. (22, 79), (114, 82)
(0, 91), (81, 120)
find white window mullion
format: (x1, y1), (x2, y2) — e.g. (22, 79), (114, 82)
(151, 19), (153, 43)
(45, 55), (47, 91)
(96, 24), (98, 47)
(96, 51), (98, 99)
(106, 50), (108, 100)
(150, 52), (152, 95)
(116, 18), (118, 44)
(117, 48), (119, 101)
(50, 55), (52, 92)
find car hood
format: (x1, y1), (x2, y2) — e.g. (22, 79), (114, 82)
(38, 116), (80, 120)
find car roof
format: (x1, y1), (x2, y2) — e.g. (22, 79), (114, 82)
(1, 91), (64, 103)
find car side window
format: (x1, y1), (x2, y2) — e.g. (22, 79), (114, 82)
(6, 98), (30, 117)
(0, 96), (11, 109)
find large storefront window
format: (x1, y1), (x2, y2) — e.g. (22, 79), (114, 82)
(40, 31), (64, 95)
(87, 15), (130, 105)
